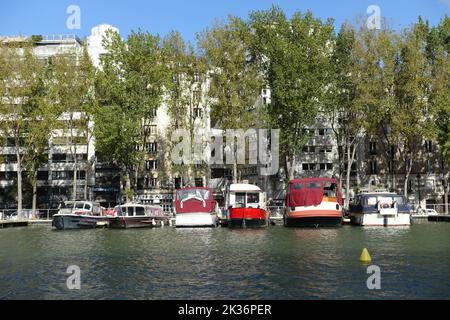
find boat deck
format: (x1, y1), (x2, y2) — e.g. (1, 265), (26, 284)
(428, 215), (450, 222)
(0, 220), (29, 228)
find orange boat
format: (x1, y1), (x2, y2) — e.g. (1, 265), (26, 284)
(285, 178), (343, 228)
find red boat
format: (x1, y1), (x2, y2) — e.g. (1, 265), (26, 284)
(285, 178), (343, 228)
(174, 187), (219, 227)
(226, 183), (269, 228)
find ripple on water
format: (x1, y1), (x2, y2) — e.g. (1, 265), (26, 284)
(0, 224), (450, 299)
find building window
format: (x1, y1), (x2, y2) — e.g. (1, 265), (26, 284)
(426, 159), (433, 173)
(194, 178), (203, 187)
(302, 163), (316, 171)
(144, 125), (157, 136)
(146, 160), (157, 171)
(193, 107), (203, 118)
(369, 161), (378, 175)
(193, 90), (201, 102)
(369, 141), (377, 155)
(318, 128), (332, 136)
(146, 142), (157, 153)
(326, 163), (333, 170)
(302, 146), (315, 153)
(425, 140), (433, 153)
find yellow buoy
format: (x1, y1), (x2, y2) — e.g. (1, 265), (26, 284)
(360, 248), (372, 262)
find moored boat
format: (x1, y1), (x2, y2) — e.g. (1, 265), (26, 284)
(175, 187), (219, 227)
(52, 201), (107, 230)
(285, 178), (343, 228)
(348, 192), (412, 226)
(226, 183), (269, 228)
(108, 203), (169, 229)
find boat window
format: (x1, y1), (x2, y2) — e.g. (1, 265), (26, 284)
(60, 201), (74, 209)
(84, 203), (92, 211)
(235, 193), (246, 205)
(92, 205), (100, 214)
(126, 207), (134, 216)
(247, 193), (260, 204)
(378, 197), (393, 205)
(323, 183), (337, 197)
(366, 197), (377, 206)
(292, 183), (303, 190)
(75, 202), (85, 209)
(393, 196), (405, 205)
(135, 207), (145, 216)
(177, 189), (210, 201)
(307, 182), (322, 189)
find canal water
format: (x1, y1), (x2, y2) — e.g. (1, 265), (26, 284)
(0, 222), (449, 299)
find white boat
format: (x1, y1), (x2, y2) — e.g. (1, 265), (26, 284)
(174, 187), (219, 227)
(348, 192), (412, 226)
(52, 201), (106, 230)
(108, 203), (169, 229)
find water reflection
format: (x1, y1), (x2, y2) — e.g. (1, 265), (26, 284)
(0, 224), (449, 299)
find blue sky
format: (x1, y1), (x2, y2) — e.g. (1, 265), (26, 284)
(0, 0), (449, 43)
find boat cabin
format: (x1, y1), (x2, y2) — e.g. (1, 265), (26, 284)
(114, 204), (165, 217)
(58, 201), (103, 216)
(349, 193), (412, 214)
(286, 178), (342, 208)
(226, 183), (266, 209)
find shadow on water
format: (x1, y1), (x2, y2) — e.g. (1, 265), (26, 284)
(0, 224), (449, 299)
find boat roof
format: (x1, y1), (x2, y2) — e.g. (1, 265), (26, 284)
(289, 177), (339, 184)
(357, 192), (403, 197)
(115, 203), (162, 208)
(176, 187), (212, 191)
(229, 183), (262, 192)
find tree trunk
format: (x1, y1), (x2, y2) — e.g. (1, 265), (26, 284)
(16, 156), (23, 219)
(444, 177), (449, 215)
(31, 165), (37, 219)
(72, 157), (77, 200)
(404, 159), (412, 199)
(84, 163), (89, 201)
(286, 153), (295, 181)
(345, 143), (352, 210)
(125, 171), (131, 203)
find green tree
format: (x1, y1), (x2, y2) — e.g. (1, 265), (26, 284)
(96, 29), (170, 201)
(427, 15), (450, 213)
(164, 31), (208, 186)
(248, 7), (335, 181)
(0, 42), (44, 217)
(198, 16), (262, 183)
(393, 18), (435, 198)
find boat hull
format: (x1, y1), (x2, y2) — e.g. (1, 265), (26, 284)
(228, 218), (268, 228)
(285, 207), (343, 228)
(350, 213), (411, 226)
(285, 215), (342, 228)
(108, 216), (168, 229)
(52, 214), (104, 230)
(228, 208), (268, 228)
(175, 213), (217, 228)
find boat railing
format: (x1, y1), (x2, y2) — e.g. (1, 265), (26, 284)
(0, 209), (59, 221)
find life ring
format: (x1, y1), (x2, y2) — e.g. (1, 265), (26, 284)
(380, 203), (391, 209)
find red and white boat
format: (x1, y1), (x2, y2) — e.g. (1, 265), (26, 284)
(226, 183), (269, 228)
(285, 178), (343, 228)
(175, 187), (219, 227)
